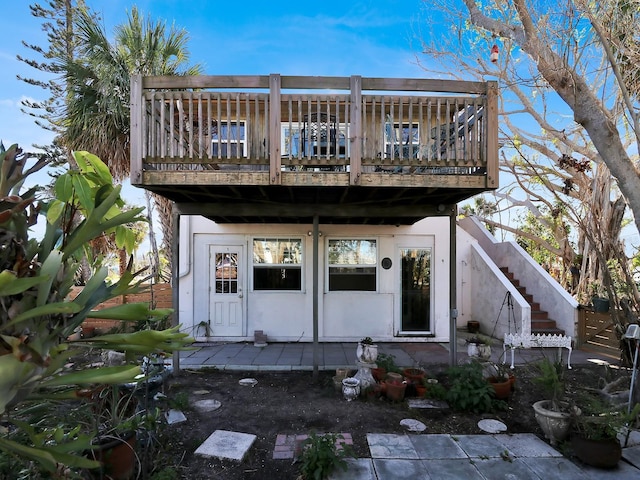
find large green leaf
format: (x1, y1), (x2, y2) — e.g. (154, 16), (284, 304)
(45, 199), (66, 225)
(39, 365), (142, 387)
(71, 174), (94, 213)
(0, 270), (46, 296)
(74, 150), (113, 185)
(7, 301), (82, 327)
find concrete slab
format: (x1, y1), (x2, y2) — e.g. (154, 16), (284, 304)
(493, 433), (563, 458)
(328, 458), (375, 480)
(454, 434), (514, 458)
(578, 459), (640, 479)
(623, 444), (640, 469)
(409, 434), (467, 459)
(472, 457), (541, 479)
(371, 459), (429, 479)
(521, 457), (592, 479)
(194, 430), (256, 461)
(420, 458), (485, 479)
(367, 433), (418, 459)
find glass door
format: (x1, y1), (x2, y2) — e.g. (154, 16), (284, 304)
(400, 248), (432, 333)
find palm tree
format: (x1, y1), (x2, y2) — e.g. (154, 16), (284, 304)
(61, 6), (202, 273)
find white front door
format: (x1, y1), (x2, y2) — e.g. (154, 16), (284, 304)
(209, 245), (244, 337)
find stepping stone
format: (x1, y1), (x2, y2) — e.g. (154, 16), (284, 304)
(407, 398), (449, 410)
(239, 378), (258, 387)
(400, 419), (427, 432)
(478, 419), (507, 433)
(166, 409), (187, 424)
(193, 399), (222, 412)
(193, 389), (210, 395)
(195, 430), (256, 461)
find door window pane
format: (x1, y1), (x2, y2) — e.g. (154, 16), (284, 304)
(215, 252), (238, 293)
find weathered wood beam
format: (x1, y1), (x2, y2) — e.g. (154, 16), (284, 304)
(174, 202), (452, 218)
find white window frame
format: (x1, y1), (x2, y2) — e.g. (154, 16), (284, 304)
(251, 237), (303, 292)
(212, 120), (247, 159)
(326, 238), (378, 292)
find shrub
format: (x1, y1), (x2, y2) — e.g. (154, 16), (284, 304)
(298, 432), (353, 480)
(444, 362), (506, 413)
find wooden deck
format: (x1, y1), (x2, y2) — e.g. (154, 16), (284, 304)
(130, 74), (499, 224)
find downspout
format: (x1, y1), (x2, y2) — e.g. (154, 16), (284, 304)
(449, 206), (458, 366)
(312, 215), (319, 380)
(172, 208), (181, 374)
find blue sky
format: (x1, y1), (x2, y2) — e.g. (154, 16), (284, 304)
(1, 0), (430, 152)
(0, 0), (434, 246)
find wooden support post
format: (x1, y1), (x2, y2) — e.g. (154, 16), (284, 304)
(349, 76), (362, 185)
(269, 74), (282, 185)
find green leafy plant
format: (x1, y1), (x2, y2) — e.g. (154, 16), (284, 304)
(359, 336), (374, 345)
(573, 392), (640, 441)
(0, 147), (192, 473)
(532, 357), (566, 411)
(298, 432), (353, 480)
(444, 362), (505, 413)
(375, 353), (400, 373)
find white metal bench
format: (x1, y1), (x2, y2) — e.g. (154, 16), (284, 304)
(503, 332), (573, 369)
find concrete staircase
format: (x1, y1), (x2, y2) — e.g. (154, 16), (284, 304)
(500, 267), (565, 336)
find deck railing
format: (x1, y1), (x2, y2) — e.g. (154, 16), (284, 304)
(130, 74), (498, 187)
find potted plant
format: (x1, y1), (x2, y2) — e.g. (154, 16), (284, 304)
(402, 367), (426, 384)
(484, 362), (512, 400)
(85, 384), (141, 480)
(590, 281), (610, 313)
(356, 337), (378, 364)
(466, 335), (492, 360)
(372, 353), (399, 381)
(571, 393), (640, 468)
(531, 357), (577, 446)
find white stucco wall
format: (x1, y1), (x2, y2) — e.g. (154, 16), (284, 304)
(459, 216), (579, 338)
(178, 216), (452, 343)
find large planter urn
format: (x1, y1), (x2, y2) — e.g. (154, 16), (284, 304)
(467, 343), (491, 360)
(342, 377), (360, 401)
(356, 342), (378, 364)
(532, 400), (575, 446)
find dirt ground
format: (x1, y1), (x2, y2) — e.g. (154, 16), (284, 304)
(150, 361), (629, 480)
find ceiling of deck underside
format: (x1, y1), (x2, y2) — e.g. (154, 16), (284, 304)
(143, 185), (485, 224)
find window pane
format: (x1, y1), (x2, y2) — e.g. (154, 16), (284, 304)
(328, 240), (376, 265)
(253, 238), (302, 264)
(254, 267), (302, 290)
(253, 238), (303, 291)
(329, 267), (376, 291)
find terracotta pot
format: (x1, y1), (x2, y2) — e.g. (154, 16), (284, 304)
(415, 385), (427, 397)
(402, 368), (426, 384)
(90, 431), (136, 480)
(384, 380), (406, 402)
(372, 367), (386, 382)
(385, 372), (403, 383)
(488, 376), (511, 400)
(571, 434), (621, 468)
(467, 320), (480, 333)
(509, 373), (516, 391)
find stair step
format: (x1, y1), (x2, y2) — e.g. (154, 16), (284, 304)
(532, 319), (556, 329)
(531, 311), (549, 320)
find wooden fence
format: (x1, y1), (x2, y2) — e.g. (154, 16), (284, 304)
(576, 307), (620, 358)
(70, 283), (172, 334)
